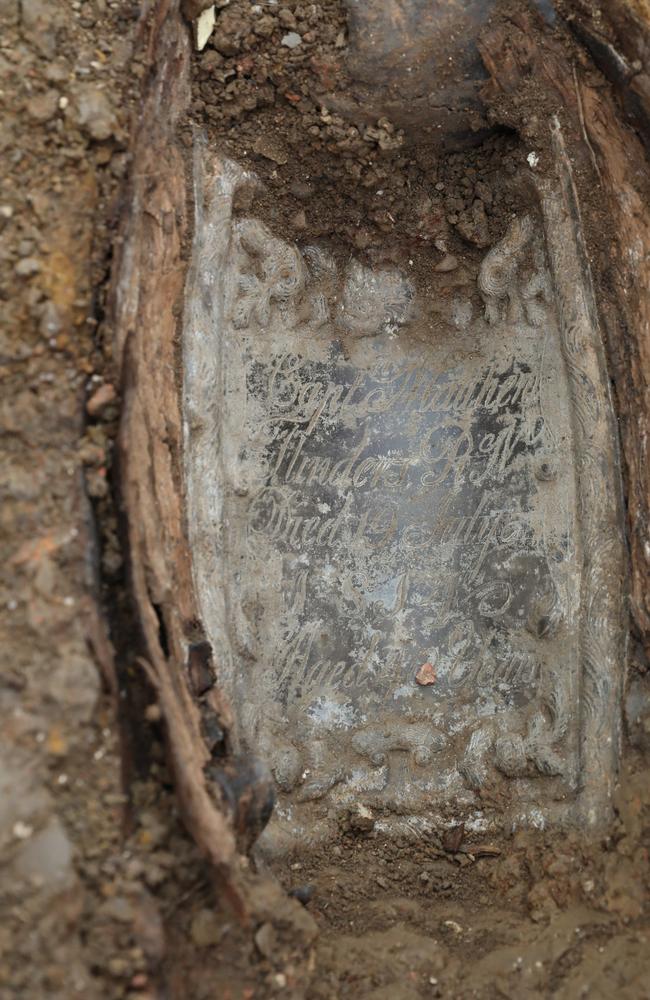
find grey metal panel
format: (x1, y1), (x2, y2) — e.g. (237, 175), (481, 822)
(182, 136), (625, 851)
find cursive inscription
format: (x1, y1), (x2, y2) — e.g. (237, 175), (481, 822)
(244, 348), (552, 707)
(265, 353), (541, 431)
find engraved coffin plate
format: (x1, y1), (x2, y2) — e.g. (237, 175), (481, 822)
(183, 135), (625, 848)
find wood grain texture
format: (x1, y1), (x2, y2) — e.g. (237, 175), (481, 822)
(108, 1), (313, 937)
(108, 0), (246, 915)
(568, 0), (650, 149)
(479, 4), (650, 653)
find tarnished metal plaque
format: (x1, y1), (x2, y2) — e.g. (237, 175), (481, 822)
(183, 141), (625, 849)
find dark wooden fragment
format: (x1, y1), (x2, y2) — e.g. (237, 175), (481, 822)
(567, 0), (650, 149)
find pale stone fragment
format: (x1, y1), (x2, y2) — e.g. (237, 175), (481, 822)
(193, 5), (215, 51)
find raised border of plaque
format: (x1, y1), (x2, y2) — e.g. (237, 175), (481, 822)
(182, 122), (626, 851)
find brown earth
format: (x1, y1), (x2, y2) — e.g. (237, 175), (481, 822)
(1, 0), (649, 998)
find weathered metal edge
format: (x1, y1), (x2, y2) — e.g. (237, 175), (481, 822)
(536, 117), (628, 826)
(183, 144), (244, 730)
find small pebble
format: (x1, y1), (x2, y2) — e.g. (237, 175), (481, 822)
(13, 821), (34, 840)
(433, 254), (458, 273)
(107, 957), (129, 978)
(86, 382), (116, 418)
(15, 257), (41, 277)
(278, 9), (296, 27)
(254, 921), (278, 960)
(74, 84), (118, 142)
(26, 89), (59, 123)
(443, 919), (463, 934)
(289, 884), (315, 905)
(443, 822), (465, 853)
(290, 180), (312, 200)
(281, 32), (302, 48)
(348, 802), (375, 833)
(194, 5), (215, 51)
(145, 703), (161, 723)
(253, 135), (289, 165)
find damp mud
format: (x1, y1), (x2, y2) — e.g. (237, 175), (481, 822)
(1, 0), (650, 997)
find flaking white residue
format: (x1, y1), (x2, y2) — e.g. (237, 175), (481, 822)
(464, 812), (488, 833)
(514, 807), (546, 830)
(307, 697), (358, 730)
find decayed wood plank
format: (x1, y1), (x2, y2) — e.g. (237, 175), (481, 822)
(567, 0), (650, 149)
(479, 5), (650, 653)
(108, 0), (247, 915)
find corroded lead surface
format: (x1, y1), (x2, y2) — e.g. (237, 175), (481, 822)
(183, 151), (625, 850)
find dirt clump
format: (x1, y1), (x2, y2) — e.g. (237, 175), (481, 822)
(189, 0), (529, 290)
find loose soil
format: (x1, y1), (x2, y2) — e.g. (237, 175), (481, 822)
(189, 0), (529, 283)
(1, 0), (649, 998)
